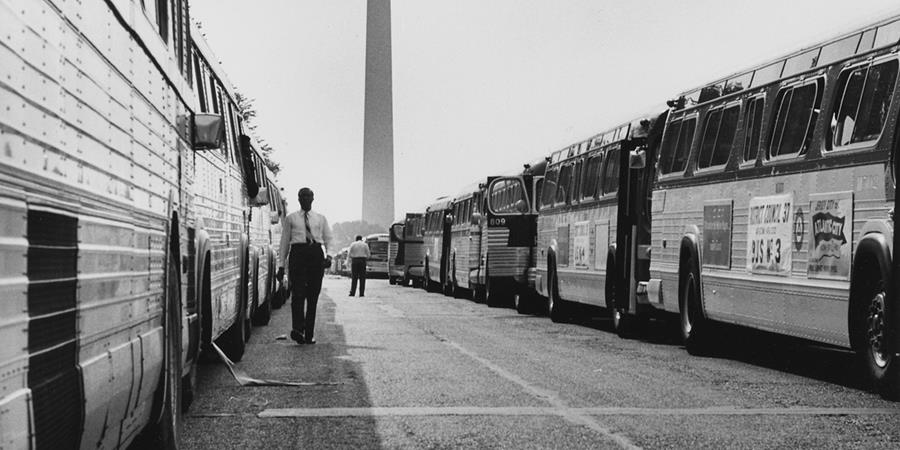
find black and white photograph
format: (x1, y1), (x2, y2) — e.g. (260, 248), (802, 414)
(4, 0), (900, 448)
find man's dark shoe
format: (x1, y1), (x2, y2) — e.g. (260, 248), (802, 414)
(290, 330), (305, 344)
(349, 293), (355, 296)
(305, 336), (316, 344)
(359, 294), (364, 297)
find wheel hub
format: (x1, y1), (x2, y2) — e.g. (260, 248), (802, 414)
(868, 291), (889, 368)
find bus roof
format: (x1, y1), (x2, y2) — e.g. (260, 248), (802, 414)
(425, 197), (453, 212)
(672, 12), (900, 110)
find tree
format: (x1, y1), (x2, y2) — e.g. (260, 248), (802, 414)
(235, 91), (281, 175)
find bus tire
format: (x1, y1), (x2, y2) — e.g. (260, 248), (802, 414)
(613, 309), (645, 338)
(850, 248), (900, 399)
(548, 265), (566, 323)
(139, 228), (184, 448)
(680, 255), (710, 355)
(514, 292), (532, 314)
(252, 288), (271, 326)
(218, 293), (247, 362)
(389, 276), (397, 285)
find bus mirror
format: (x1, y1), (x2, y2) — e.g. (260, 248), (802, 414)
(629, 149), (646, 169)
(470, 213), (482, 225)
(515, 199), (528, 214)
(444, 214), (454, 225)
(193, 113), (225, 150)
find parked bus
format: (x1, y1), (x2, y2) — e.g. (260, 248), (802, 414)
(483, 159), (547, 311)
(535, 119), (654, 324)
(639, 15), (900, 398)
(389, 213), (426, 286)
(403, 213), (427, 287)
(423, 198), (453, 293)
(0, 2), (280, 447)
(389, 221), (405, 284)
(365, 233), (390, 278)
(446, 183), (485, 298)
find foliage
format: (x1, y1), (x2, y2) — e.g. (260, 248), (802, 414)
(235, 91), (281, 175)
(330, 220), (388, 252)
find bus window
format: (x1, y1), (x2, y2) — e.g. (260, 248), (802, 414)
(659, 117), (696, 175)
(534, 178), (544, 211)
(581, 153), (602, 200)
(743, 96), (765, 162)
(832, 59), (898, 148)
(602, 148), (620, 195)
(542, 167), (559, 208)
(698, 105), (740, 169)
(768, 79), (823, 158)
(572, 159), (584, 202)
(556, 163), (573, 205)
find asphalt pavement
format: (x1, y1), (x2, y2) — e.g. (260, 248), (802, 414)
(181, 276), (900, 449)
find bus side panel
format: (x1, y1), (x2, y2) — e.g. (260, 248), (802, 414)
(651, 163), (890, 347)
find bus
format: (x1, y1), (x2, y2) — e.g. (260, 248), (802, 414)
(365, 233), (390, 279)
(388, 213), (425, 286)
(423, 198), (453, 293)
(640, 14), (900, 398)
(0, 1), (280, 447)
(483, 159), (547, 311)
(534, 119), (654, 325)
(389, 221), (405, 284)
(403, 213), (426, 287)
(446, 183), (485, 299)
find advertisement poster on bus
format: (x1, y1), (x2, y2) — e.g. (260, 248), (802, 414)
(746, 193), (793, 276)
(557, 225), (569, 266)
(573, 221), (590, 269)
(703, 201), (733, 269)
(807, 191), (853, 280)
(594, 222), (610, 270)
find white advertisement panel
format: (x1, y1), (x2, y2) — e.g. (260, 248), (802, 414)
(808, 191), (854, 280)
(573, 221), (590, 269)
(594, 222), (609, 270)
(746, 193), (793, 276)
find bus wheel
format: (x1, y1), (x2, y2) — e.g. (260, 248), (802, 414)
(548, 270), (566, 323)
(389, 276), (397, 285)
(853, 257), (900, 399)
(252, 292), (271, 326)
(613, 308), (647, 338)
(218, 301), (247, 362)
(680, 260), (709, 355)
(139, 236), (184, 448)
(514, 292), (532, 314)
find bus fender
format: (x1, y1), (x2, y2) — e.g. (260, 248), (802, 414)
(860, 220), (893, 254)
(679, 232), (704, 319)
(849, 232), (893, 353)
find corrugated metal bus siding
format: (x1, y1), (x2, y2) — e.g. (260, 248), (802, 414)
(536, 202), (617, 306)
(650, 163), (890, 347)
(485, 228), (528, 282)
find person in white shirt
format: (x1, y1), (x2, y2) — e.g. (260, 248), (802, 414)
(347, 235), (371, 297)
(277, 187), (333, 344)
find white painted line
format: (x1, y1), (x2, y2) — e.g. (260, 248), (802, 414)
(439, 338), (639, 450)
(256, 406), (900, 418)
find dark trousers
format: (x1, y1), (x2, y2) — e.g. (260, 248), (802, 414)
(289, 243), (325, 339)
(350, 257), (367, 296)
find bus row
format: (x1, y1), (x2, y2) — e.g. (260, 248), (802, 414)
(390, 12), (900, 400)
(0, 0), (286, 447)
(331, 233), (391, 279)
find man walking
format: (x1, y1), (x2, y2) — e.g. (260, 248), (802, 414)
(348, 235), (370, 297)
(277, 187), (332, 344)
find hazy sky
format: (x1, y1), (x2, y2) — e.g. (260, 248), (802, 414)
(190, 0), (899, 224)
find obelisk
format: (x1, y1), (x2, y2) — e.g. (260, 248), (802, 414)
(362, 0), (394, 227)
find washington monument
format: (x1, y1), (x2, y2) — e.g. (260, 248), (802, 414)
(362, 0), (394, 227)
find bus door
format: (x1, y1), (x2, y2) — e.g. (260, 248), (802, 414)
(440, 209), (453, 285)
(390, 223), (405, 266)
(614, 114), (667, 315)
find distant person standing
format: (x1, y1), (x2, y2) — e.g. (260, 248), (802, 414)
(277, 187), (332, 344)
(348, 235), (371, 297)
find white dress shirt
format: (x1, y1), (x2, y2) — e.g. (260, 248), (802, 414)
(279, 209), (333, 268)
(348, 240), (371, 259)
